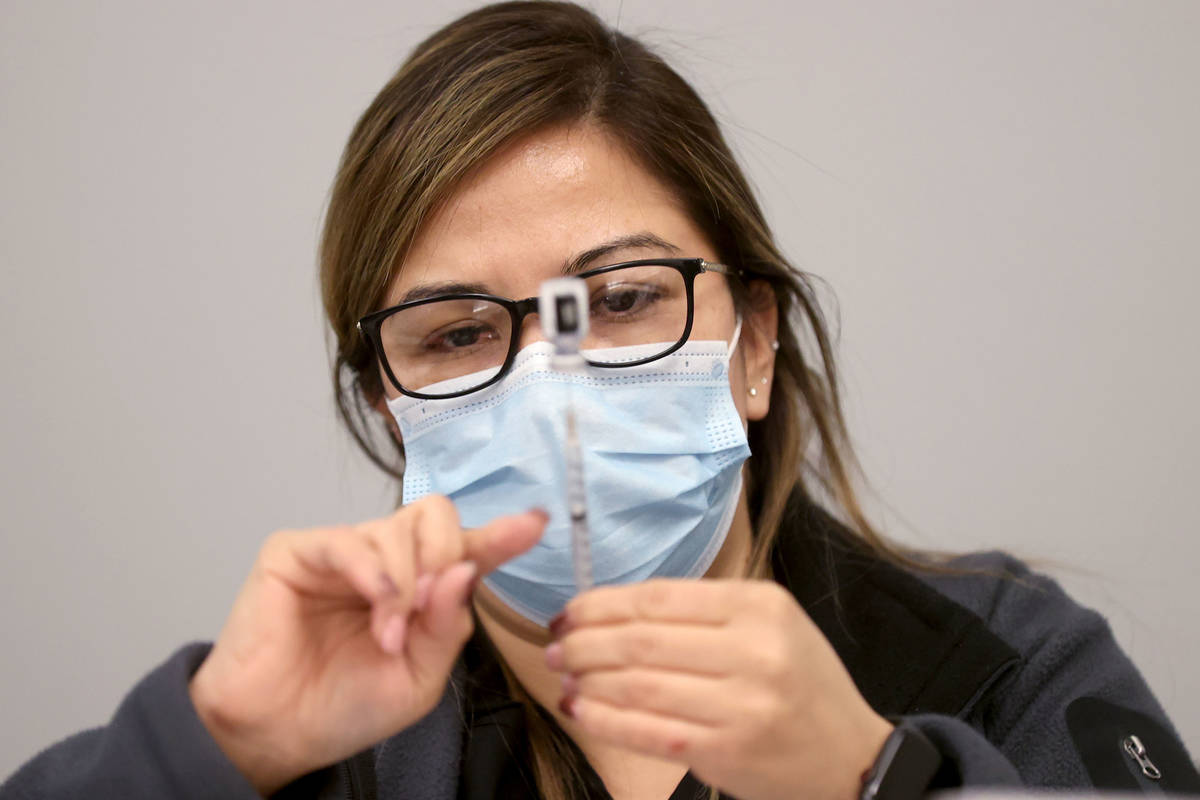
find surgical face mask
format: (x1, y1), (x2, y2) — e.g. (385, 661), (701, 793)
(387, 326), (751, 626)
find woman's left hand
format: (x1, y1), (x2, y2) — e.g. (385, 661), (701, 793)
(545, 578), (894, 800)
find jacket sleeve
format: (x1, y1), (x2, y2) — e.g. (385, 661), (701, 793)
(915, 553), (1200, 794)
(0, 643), (263, 800)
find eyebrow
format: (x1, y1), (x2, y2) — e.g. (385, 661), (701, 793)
(394, 231), (681, 306)
(562, 232), (681, 275)
(397, 281), (491, 305)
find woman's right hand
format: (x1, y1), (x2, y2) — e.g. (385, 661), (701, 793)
(187, 496), (547, 796)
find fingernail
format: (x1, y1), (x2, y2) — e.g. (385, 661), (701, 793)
(530, 508), (550, 523)
(381, 614), (407, 655)
(545, 641), (565, 671)
(413, 574), (434, 611)
(379, 573), (399, 597)
(560, 672), (579, 696)
(548, 610), (573, 639)
(558, 692), (577, 719)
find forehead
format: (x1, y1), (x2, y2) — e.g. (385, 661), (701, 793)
(386, 124), (715, 304)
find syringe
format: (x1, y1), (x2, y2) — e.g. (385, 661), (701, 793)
(538, 277), (593, 595)
(564, 405), (592, 593)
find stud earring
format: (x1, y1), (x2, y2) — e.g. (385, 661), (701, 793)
(760, 377), (768, 385)
(749, 387), (758, 397)
(770, 340), (780, 352)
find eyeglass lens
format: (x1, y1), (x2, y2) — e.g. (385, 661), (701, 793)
(378, 264), (689, 394)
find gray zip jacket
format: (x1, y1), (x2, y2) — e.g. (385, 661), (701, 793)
(4, 495), (1198, 798)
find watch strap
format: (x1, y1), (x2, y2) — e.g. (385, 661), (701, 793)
(859, 722), (943, 800)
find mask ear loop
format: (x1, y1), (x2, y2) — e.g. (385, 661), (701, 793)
(728, 316), (744, 355)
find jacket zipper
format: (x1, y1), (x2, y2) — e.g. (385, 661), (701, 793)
(1123, 735), (1163, 781)
(341, 759), (361, 800)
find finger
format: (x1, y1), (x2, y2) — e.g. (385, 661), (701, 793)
(281, 527), (396, 605)
(566, 694), (717, 764)
(560, 579), (739, 631)
(361, 519), (417, 620)
(570, 667), (731, 726)
(405, 561), (478, 683)
(552, 622), (736, 676)
(462, 509), (548, 575)
(280, 528), (410, 653)
(405, 495), (465, 574)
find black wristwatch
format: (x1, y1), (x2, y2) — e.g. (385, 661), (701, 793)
(859, 722), (943, 800)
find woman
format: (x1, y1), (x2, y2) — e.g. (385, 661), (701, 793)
(3, 2), (1196, 798)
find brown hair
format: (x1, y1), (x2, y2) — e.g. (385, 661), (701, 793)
(319, 2), (914, 797)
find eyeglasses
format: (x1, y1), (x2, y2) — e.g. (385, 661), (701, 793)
(358, 257), (738, 399)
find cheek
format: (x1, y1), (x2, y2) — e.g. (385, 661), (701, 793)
(377, 364), (402, 402)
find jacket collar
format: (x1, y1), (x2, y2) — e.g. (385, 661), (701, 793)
(771, 491), (1018, 717)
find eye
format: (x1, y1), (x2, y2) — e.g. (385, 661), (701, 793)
(421, 321), (501, 352)
(591, 284), (663, 318)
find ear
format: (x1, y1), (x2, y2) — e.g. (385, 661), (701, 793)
(741, 279), (779, 422)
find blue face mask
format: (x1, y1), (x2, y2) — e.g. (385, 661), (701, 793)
(387, 327), (751, 626)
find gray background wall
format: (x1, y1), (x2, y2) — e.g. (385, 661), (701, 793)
(2, 0), (1196, 778)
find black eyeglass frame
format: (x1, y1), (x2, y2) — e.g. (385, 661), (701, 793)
(357, 257), (740, 400)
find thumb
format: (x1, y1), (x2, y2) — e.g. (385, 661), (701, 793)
(404, 561), (478, 688)
(462, 509), (548, 575)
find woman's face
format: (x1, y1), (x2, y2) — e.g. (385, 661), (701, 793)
(379, 123), (778, 639)
(379, 123), (774, 425)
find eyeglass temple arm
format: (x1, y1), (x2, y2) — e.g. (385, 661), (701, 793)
(700, 260), (741, 278)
